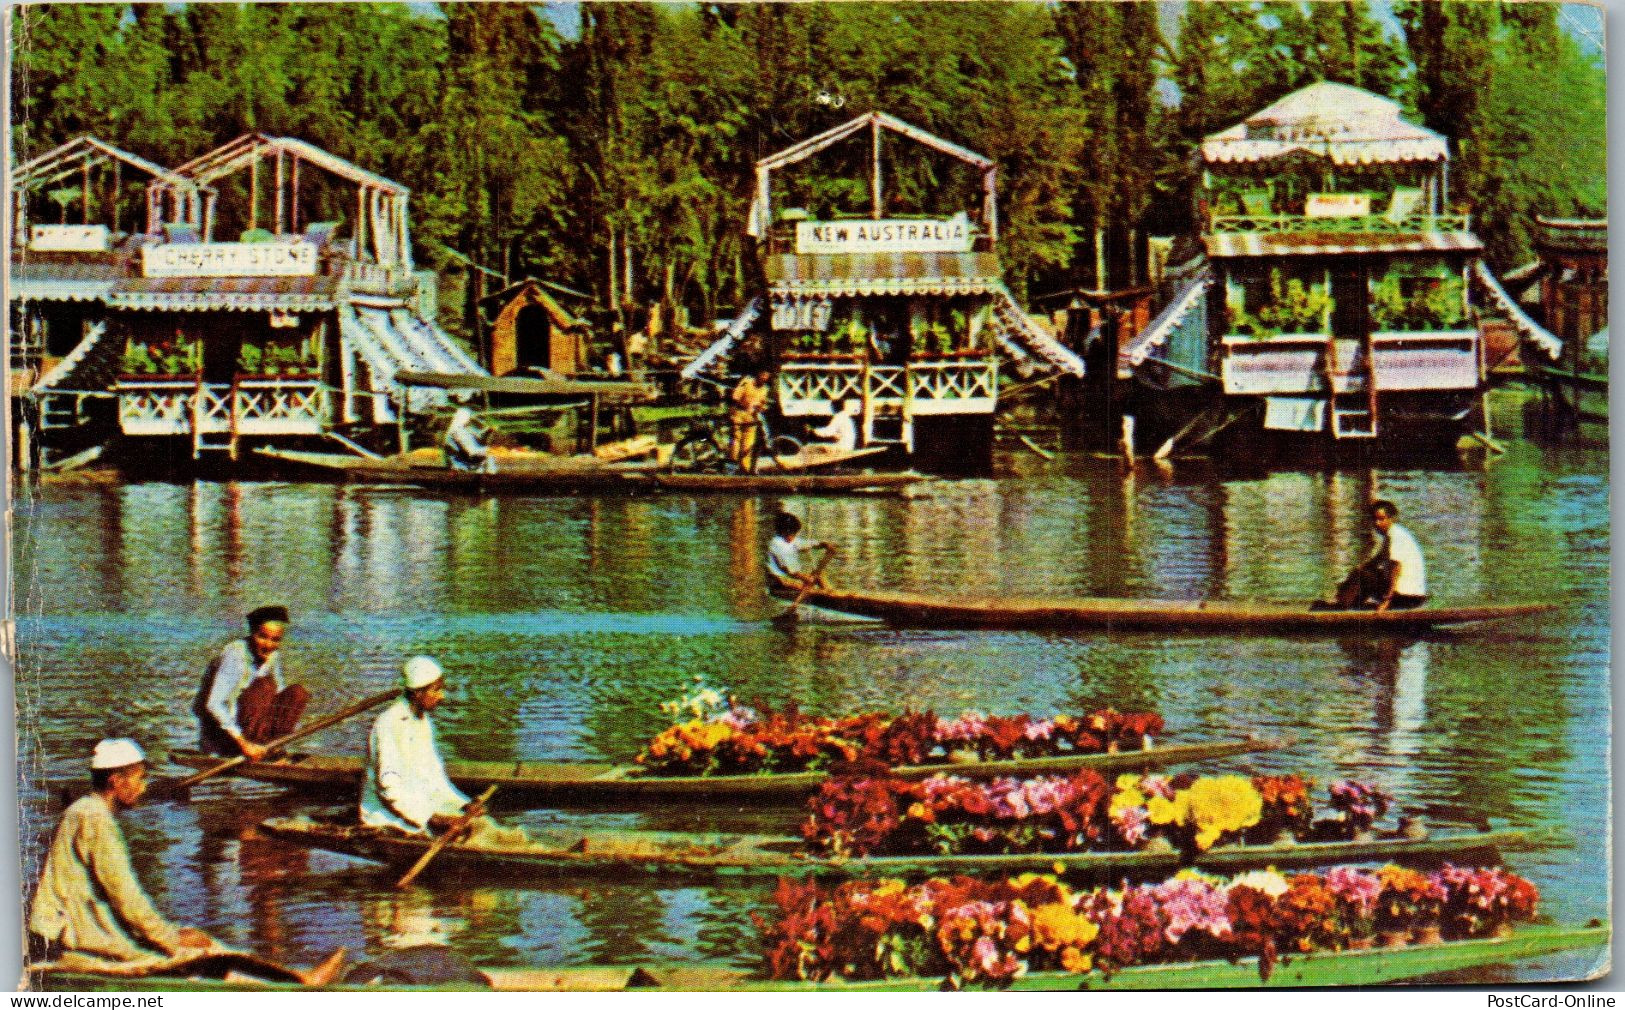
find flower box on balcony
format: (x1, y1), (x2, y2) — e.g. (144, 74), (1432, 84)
(915, 349), (986, 361)
(782, 353), (863, 364)
(237, 372), (321, 382)
(117, 374), (198, 384)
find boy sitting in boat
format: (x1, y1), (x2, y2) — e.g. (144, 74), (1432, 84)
(766, 511), (832, 597)
(1321, 500), (1428, 611)
(800, 398), (861, 463)
(192, 605), (309, 761)
(443, 406), (496, 474)
(362, 657), (492, 838)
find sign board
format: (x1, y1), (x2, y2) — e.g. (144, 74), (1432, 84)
(30, 224), (110, 252)
(144, 241), (317, 277)
(1305, 193), (1371, 219)
(796, 215), (973, 254)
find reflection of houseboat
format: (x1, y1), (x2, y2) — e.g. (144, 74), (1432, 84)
(10, 134), (483, 466)
(682, 113), (1083, 468)
(1123, 83), (1562, 454)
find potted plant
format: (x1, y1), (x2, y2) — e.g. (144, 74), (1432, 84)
(237, 344), (264, 376)
(1253, 268), (1333, 338)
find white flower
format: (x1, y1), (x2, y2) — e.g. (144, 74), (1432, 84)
(1228, 869), (1290, 897)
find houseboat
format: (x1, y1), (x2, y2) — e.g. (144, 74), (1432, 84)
(10, 133), (483, 468)
(681, 112), (1084, 468)
(1122, 82), (1563, 456)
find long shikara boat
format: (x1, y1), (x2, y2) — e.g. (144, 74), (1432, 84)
(30, 924), (1608, 992)
(257, 819), (1528, 883)
(790, 584), (1556, 634)
(171, 736), (1277, 806)
(254, 448), (925, 495)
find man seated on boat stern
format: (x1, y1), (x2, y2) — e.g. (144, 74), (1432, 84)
(29, 739), (216, 968)
(362, 656), (491, 839)
(1323, 500), (1428, 612)
(443, 405), (496, 474)
(192, 605), (309, 761)
(766, 510), (834, 598)
(802, 398), (860, 461)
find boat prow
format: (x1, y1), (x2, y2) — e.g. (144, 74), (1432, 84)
(790, 585), (1557, 635)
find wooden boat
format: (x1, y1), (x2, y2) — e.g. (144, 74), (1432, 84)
(254, 448), (924, 495)
(32, 924), (1606, 991)
(171, 737), (1277, 806)
(791, 584), (1557, 634)
(257, 819), (1528, 883)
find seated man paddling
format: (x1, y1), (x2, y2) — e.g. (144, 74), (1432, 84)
(1323, 500), (1429, 612)
(362, 657), (491, 838)
(193, 605), (309, 761)
(28, 738), (345, 984)
(765, 510), (834, 599)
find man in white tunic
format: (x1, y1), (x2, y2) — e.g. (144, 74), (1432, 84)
(1326, 500), (1428, 611)
(29, 739), (215, 966)
(361, 657), (486, 835)
(807, 398), (860, 455)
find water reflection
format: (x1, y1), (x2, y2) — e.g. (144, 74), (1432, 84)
(13, 438), (1609, 979)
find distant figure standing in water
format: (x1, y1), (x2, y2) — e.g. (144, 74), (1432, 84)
(765, 511), (832, 597)
(192, 605), (309, 760)
(1328, 500), (1428, 611)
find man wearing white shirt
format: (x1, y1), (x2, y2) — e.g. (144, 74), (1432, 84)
(361, 657), (487, 835)
(1326, 500), (1428, 611)
(765, 511), (830, 597)
(809, 399), (859, 453)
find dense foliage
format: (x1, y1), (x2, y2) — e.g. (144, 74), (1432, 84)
(13, 2), (1605, 331)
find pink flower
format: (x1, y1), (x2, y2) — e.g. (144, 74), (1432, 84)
(1325, 866), (1383, 917)
(1147, 877), (1233, 943)
(1113, 805), (1150, 845)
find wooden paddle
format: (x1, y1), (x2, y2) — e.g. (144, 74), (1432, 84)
(773, 544), (837, 626)
(396, 784), (500, 889)
(170, 689), (397, 793)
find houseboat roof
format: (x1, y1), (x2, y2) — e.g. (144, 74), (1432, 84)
(13, 136), (194, 192)
(1204, 230), (1482, 259)
(10, 255), (127, 303)
(168, 133), (408, 195)
(764, 251), (1003, 298)
(1203, 82), (1448, 166)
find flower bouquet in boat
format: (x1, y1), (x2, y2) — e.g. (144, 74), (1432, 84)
(755, 862), (1544, 988)
(635, 681), (1165, 777)
(803, 770), (1403, 859)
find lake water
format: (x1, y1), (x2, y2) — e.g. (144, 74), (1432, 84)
(13, 429), (1610, 984)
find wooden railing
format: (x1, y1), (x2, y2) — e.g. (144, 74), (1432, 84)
(116, 378), (327, 436)
(778, 358), (998, 417)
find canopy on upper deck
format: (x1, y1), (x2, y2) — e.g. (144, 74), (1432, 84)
(764, 251), (1003, 298)
(1203, 82), (1449, 167)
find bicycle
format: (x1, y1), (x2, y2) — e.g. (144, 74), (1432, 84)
(670, 411), (802, 472)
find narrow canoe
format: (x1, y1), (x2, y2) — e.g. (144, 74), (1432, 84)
(792, 585), (1557, 634)
(171, 737), (1277, 806)
(254, 448), (924, 495)
(257, 819), (1527, 883)
(31, 924), (1608, 991)
(755, 445), (890, 472)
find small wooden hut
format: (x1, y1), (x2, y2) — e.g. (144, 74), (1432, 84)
(483, 279), (590, 377)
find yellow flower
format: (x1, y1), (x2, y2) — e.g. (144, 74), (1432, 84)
(1060, 947), (1093, 974)
(872, 879), (906, 898)
(1182, 776), (1263, 851)
(1109, 777), (1147, 818)
(1146, 792), (1187, 826)
(1031, 902), (1100, 951)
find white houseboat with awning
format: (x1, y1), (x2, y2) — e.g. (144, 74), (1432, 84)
(682, 112), (1083, 466)
(1120, 82), (1563, 455)
(10, 133), (484, 465)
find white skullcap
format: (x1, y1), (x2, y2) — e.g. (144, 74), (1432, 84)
(91, 738), (146, 771)
(401, 656), (444, 691)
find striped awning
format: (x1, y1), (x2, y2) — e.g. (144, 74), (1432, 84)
(1204, 231), (1483, 259)
(765, 252), (1003, 297)
(107, 275), (339, 312)
(9, 257), (126, 302)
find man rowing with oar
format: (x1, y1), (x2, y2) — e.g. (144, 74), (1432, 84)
(362, 657), (492, 838)
(193, 605), (309, 761)
(29, 738), (345, 984)
(765, 510), (833, 598)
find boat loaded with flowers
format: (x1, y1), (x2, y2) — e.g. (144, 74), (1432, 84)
(178, 694), (1276, 805)
(750, 863), (1580, 990)
(37, 866), (1601, 992)
(258, 767), (1524, 883)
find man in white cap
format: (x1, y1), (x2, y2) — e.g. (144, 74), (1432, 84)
(361, 657), (488, 835)
(28, 739), (214, 965)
